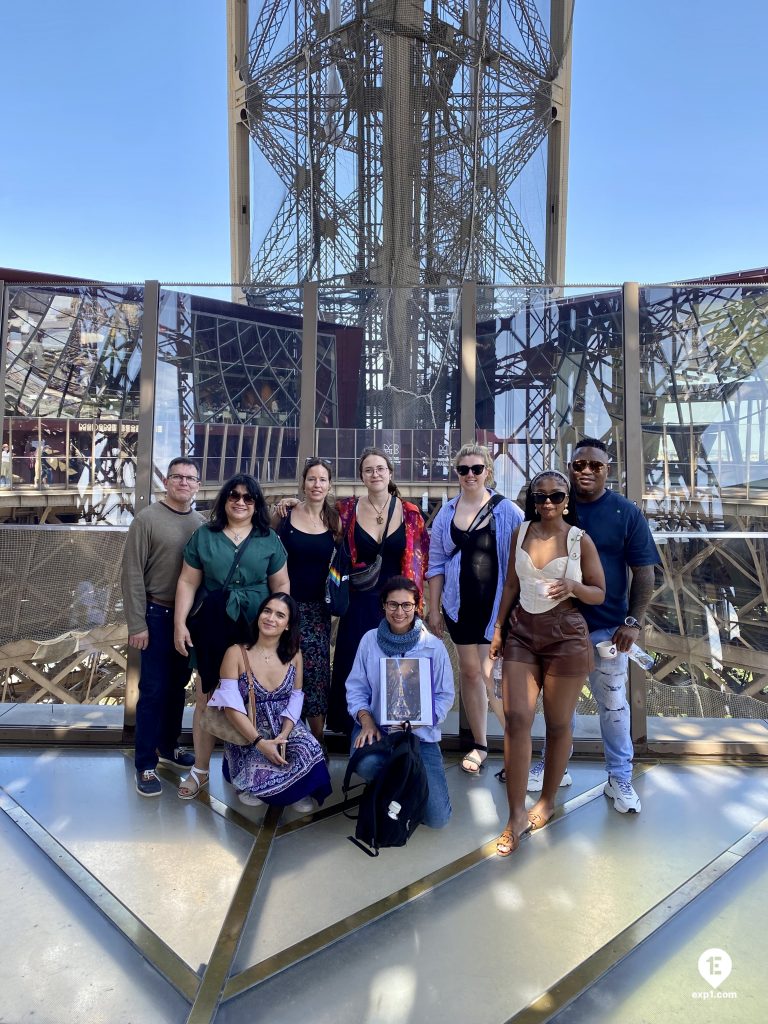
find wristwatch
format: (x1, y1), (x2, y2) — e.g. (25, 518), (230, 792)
(624, 616), (641, 629)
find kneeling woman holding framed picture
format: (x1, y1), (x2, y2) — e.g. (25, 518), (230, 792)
(344, 576), (455, 829)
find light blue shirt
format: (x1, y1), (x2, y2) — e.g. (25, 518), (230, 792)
(345, 626), (455, 744)
(426, 491), (523, 641)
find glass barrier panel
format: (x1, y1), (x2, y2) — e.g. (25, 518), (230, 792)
(2, 284), (143, 524)
(0, 525), (128, 719)
(476, 286), (625, 502)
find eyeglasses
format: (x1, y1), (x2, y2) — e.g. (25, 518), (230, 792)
(532, 490), (567, 505)
(362, 466), (389, 476)
(168, 473), (199, 484)
(571, 459), (607, 473)
(384, 601), (416, 612)
(456, 464), (486, 476)
(305, 457), (332, 468)
(227, 490), (255, 504)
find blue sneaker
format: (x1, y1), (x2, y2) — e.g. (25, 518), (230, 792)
(136, 769), (162, 797)
(157, 746), (195, 769)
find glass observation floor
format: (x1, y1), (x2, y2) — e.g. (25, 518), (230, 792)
(0, 747), (764, 1023)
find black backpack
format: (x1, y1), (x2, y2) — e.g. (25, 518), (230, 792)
(343, 723), (430, 857)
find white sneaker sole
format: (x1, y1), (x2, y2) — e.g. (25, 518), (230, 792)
(527, 770), (573, 792)
(603, 782), (641, 814)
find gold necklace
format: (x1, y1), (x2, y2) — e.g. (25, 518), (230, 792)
(255, 646), (275, 663)
(368, 495), (389, 525)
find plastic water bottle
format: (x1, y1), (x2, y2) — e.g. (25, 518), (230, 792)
(628, 644), (654, 671)
(492, 658), (503, 699)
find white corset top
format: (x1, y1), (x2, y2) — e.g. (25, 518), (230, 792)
(515, 522), (584, 613)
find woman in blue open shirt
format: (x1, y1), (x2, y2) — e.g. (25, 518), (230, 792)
(345, 576), (455, 828)
(427, 443), (523, 775)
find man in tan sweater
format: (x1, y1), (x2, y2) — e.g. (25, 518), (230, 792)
(122, 458), (205, 796)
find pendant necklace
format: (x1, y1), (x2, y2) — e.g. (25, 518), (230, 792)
(227, 526), (245, 544)
(255, 647), (274, 663)
(368, 496), (388, 525)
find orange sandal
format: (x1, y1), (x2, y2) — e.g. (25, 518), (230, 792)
(495, 824), (532, 857)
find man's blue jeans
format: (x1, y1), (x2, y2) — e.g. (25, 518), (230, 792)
(134, 603), (193, 772)
(583, 627), (633, 782)
(349, 725), (452, 828)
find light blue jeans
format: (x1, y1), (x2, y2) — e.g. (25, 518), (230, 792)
(349, 725), (452, 829)
(541, 628), (634, 781)
(582, 627), (633, 781)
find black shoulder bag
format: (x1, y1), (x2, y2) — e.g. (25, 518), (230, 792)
(349, 495), (397, 592)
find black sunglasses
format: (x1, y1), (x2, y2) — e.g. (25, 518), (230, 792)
(532, 490), (567, 505)
(571, 459), (607, 473)
(227, 490), (255, 504)
(456, 464), (486, 476)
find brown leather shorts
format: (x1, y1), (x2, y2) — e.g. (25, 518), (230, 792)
(503, 601), (594, 677)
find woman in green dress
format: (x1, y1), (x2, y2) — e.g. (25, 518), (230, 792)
(173, 474), (290, 799)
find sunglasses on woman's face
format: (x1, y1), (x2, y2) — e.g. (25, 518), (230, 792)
(571, 459), (607, 473)
(227, 490), (255, 504)
(456, 464), (485, 476)
(532, 490), (567, 505)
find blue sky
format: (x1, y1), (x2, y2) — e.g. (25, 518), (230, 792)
(1, 0), (765, 288)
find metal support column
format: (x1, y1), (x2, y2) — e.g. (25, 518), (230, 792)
(298, 282), (318, 472)
(0, 282), (8, 439)
(124, 280), (160, 735)
(622, 280), (648, 748)
(460, 281), (477, 442)
(227, 0), (251, 303)
(544, 0), (573, 292)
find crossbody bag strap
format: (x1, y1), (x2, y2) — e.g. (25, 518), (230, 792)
(451, 492), (504, 557)
(238, 644), (257, 726)
(221, 529), (256, 590)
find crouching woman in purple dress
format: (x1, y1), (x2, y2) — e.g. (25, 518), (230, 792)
(208, 593), (332, 812)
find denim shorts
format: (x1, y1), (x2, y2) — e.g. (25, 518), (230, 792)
(503, 600), (594, 677)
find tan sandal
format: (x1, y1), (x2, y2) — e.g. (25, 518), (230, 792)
(527, 810), (552, 831)
(178, 766), (209, 800)
(496, 824), (532, 857)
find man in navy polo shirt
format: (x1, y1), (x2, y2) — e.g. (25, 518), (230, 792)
(527, 438), (660, 813)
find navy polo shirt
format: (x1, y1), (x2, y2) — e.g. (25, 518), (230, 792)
(575, 490), (660, 631)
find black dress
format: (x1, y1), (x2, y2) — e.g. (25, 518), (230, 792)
(443, 519), (498, 645)
(326, 520), (406, 733)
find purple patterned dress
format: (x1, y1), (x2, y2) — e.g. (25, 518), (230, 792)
(224, 665), (332, 806)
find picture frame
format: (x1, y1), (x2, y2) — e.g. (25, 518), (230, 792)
(378, 657), (433, 727)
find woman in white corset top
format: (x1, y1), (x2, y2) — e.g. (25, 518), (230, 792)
(488, 470), (605, 856)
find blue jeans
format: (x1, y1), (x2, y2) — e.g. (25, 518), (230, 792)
(543, 628), (634, 781)
(349, 725), (452, 829)
(134, 603), (193, 772)
(585, 627), (633, 781)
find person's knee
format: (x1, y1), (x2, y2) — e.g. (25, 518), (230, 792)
(422, 805), (451, 829)
(545, 719), (571, 742)
(504, 707), (531, 735)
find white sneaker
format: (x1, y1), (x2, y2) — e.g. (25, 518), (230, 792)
(291, 797), (316, 813)
(527, 759), (573, 792)
(238, 792), (264, 806)
(604, 776), (641, 814)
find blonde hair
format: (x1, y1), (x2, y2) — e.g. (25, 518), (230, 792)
(453, 443), (495, 488)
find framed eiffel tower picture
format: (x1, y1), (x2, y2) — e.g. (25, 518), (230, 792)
(379, 658), (433, 727)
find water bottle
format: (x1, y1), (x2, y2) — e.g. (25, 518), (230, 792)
(387, 800), (401, 820)
(492, 658), (503, 699)
(628, 644), (654, 671)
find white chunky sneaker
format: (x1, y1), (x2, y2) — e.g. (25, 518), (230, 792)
(527, 759), (573, 792)
(604, 776), (641, 814)
(291, 797), (316, 813)
(237, 792), (264, 806)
